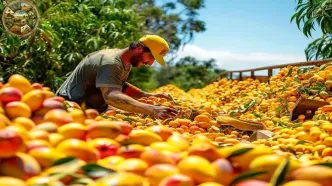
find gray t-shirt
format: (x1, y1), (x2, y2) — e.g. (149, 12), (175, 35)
(56, 49), (131, 112)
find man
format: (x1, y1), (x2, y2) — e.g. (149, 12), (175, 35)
(56, 35), (179, 120)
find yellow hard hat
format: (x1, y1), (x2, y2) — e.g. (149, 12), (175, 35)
(139, 35), (169, 66)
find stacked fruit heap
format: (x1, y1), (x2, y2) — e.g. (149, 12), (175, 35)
(0, 69), (332, 186)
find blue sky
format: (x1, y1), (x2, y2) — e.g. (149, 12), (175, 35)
(175, 0), (322, 71)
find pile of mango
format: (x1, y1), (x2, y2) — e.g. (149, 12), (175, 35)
(0, 62), (332, 186)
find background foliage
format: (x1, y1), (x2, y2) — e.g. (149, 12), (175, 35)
(292, 0), (332, 60)
(129, 57), (225, 92)
(0, 0), (219, 92)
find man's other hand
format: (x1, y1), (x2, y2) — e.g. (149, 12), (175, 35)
(151, 105), (179, 120)
(152, 93), (172, 100)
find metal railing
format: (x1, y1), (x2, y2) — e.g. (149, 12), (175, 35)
(210, 58), (332, 83)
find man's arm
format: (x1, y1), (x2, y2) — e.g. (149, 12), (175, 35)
(122, 82), (174, 100)
(101, 86), (154, 115)
(122, 82), (152, 99)
(101, 86), (179, 119)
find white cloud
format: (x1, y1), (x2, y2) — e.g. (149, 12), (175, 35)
(172, 44), (306, 73)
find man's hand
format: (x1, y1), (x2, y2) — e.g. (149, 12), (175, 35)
(101, 87), (178, 119)
(151, 105), (179, 120)
(150, 93), (172, 100)
(144, 93), (172, 100)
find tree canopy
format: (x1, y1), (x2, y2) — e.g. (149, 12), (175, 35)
(0, 0), (206, 91)
(292, 0), (332, 60)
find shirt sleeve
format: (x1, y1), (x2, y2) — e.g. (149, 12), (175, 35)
(96, 63), (123, 89)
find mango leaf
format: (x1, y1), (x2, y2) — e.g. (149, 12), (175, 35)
(310, 82), (326, 92)
(313, 162), (332, 168)
(320, 63), (330, 70)
(63, 102), (68, 111)
(229, 170), (268, 186)
(278, 122), (288, 127)
(316, 82), (326, 88)
(227, 147), (253, 159)
(169, 95), (178, 105)
(319, 114), (327, 121)
(49, 172), (85, 180)
(229, 110), (239, 117)
(296, 140), (309, 145)
(122, 117), (138, 122)
(70, 177), (95, 185)
(269, 158), (290, 186)
(309, 87), (323, 91)
(252, 111), (261, 118)
(275, 106), (281, 113)
(287, 67), (293, 77)
(101, 115), (110, 119)
(291, 123), (302, 128)
(240, 99), (256, 113)
(294, 77), (301, 83)
(50, 172), (74, 180)
(81, 101), (87, 116)
(52, 157), (78, 166)
(81, 164), (116, 179)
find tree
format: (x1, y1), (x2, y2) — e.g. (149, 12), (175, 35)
(134, 0), (206, 55)
(155, 56), (225, 91)
(127, 66), (157, 91)
(0, 0), (144, 91)
(0, 0), (206, 92)
(291, 0), (332, 60)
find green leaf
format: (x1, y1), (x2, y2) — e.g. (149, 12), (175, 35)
(101, 115), (110, 119)
(81, 164), (116, 179)
(320, 114), (327, 121)
(49, 172), (73, 180)
(50, 172), (85, 180)
(229, 170), (268, 186)
(169, 95), (178, 105)
(319, 63), (329, 71)
(291, 123), (302, 128)
(252, 112), (261, 118)
(316, 82), (325, 89)
(122, 117), (138, 122)
(269, 158), (290, 186)
(279, 122), (288, 127)
(52, 157), (78, 166)
(287, 67), (293, 76)
(229, 110), (239, 117)
(227, 148), (253, 159)
(313, 162), (332, 168)
(240, 99), (256, 113)
(294, 77), (301, 83)
(296, 140), (309, 145)
(70, 177), (95, 184)
(275, 106), (281, 113)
